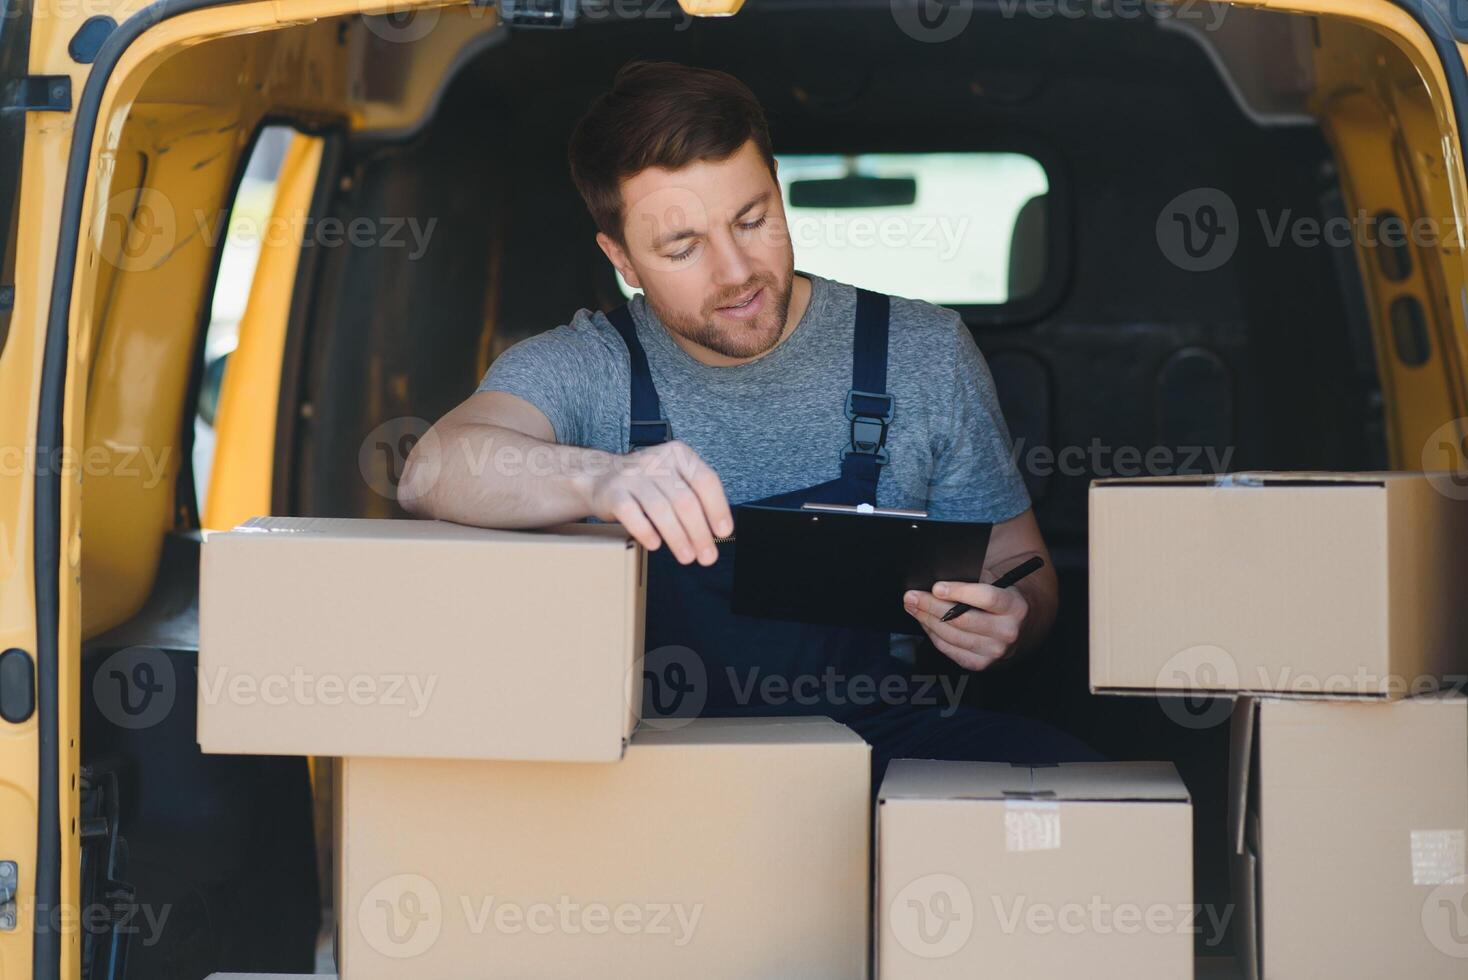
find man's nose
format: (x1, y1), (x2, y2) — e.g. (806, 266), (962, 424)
(706, 229), (754, 289)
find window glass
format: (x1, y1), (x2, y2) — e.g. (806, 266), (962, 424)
(616, 151), (1050, 307)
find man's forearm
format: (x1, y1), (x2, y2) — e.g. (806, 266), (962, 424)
(398, 421), (611, 528)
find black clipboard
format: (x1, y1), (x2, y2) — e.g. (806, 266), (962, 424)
(730, 503), (992, 634)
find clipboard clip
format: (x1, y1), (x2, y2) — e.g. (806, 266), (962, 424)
(800, 503), (930, 518)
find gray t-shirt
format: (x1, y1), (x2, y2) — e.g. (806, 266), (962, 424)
(477, 272), (1029, 522)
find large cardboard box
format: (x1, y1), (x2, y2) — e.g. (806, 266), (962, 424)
(877, 760), (1194, 979)
(199, 517), (644, 762)
(337, 717), (871, 979)
(1090, 472), (1468, 698)
(1230, 695), (1468, 980)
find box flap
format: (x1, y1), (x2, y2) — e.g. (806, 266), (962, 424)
(1033, 761), (1191, 802)
(227, 516), (632, 548)
(632, 716), (868, 748)
(1255, 690), (1467, 721)
(1228, 697), (1259, 855)
(878, 759), (1188, 803)
(1091, 470), (1397, 489)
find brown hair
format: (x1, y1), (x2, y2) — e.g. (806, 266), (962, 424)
(568, 61), (775, 244)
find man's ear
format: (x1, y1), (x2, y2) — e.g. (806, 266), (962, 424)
(596, 231), (642, 290)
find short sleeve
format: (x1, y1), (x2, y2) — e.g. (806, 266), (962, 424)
(476, 315), (619, 448)
(926, 315), (1031, 522)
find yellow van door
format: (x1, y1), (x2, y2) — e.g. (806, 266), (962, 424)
(0, 0), (78, 976)
(1313, 0), (1468, 467)
(0, 0), (82, 975)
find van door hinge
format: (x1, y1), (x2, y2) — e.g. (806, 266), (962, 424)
(1, 76), (73, 114)
(0, 861), (16, 931)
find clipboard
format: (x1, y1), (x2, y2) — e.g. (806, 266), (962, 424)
(730, 502), (992, 634)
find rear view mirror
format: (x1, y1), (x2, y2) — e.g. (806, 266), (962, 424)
(788, 175), (917, 209)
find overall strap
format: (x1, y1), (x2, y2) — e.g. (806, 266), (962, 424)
(839, 287), (894, 493)
(606, 303), (672, 449)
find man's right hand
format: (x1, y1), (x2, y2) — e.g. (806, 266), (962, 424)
(402, 392), (732, 564)
(583, 440), (733, 566)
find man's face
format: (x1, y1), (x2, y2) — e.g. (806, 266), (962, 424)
(598, 140), (795, 361)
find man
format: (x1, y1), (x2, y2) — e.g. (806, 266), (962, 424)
(401, 61), (1096, 776)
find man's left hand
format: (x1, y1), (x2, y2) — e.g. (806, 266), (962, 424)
(903, 580), (1028, 671)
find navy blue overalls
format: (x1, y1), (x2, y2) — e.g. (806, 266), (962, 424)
(605, 288), (1101, 776)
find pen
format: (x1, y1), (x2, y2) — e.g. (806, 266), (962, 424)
(939, 556), (1046, 623)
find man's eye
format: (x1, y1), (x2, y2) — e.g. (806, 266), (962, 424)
(739, 215), (768, 231)
(668, 245), (697, 263)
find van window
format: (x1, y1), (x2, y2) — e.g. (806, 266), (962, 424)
(615, 151), (1051, 308)
(192, 125), (296, 507)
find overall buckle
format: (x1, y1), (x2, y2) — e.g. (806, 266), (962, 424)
(630, 419), (672, 447)
(842, 389), (894, 465)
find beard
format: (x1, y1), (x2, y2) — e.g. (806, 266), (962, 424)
(647, 265), (795, 360)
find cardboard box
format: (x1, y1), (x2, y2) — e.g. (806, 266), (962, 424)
(877, 760), (1193, 979)
(336, 717), (871, 979)
(199, 517), (644, 762)
(1090, 472), (1468, 698)
(1230, 695), (1468, 980)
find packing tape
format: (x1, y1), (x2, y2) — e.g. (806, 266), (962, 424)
(1411, 829), (1466, 886)
(1004, 800), (1061, 852)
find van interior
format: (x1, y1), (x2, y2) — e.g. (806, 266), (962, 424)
(67, 1), (1461, 975)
